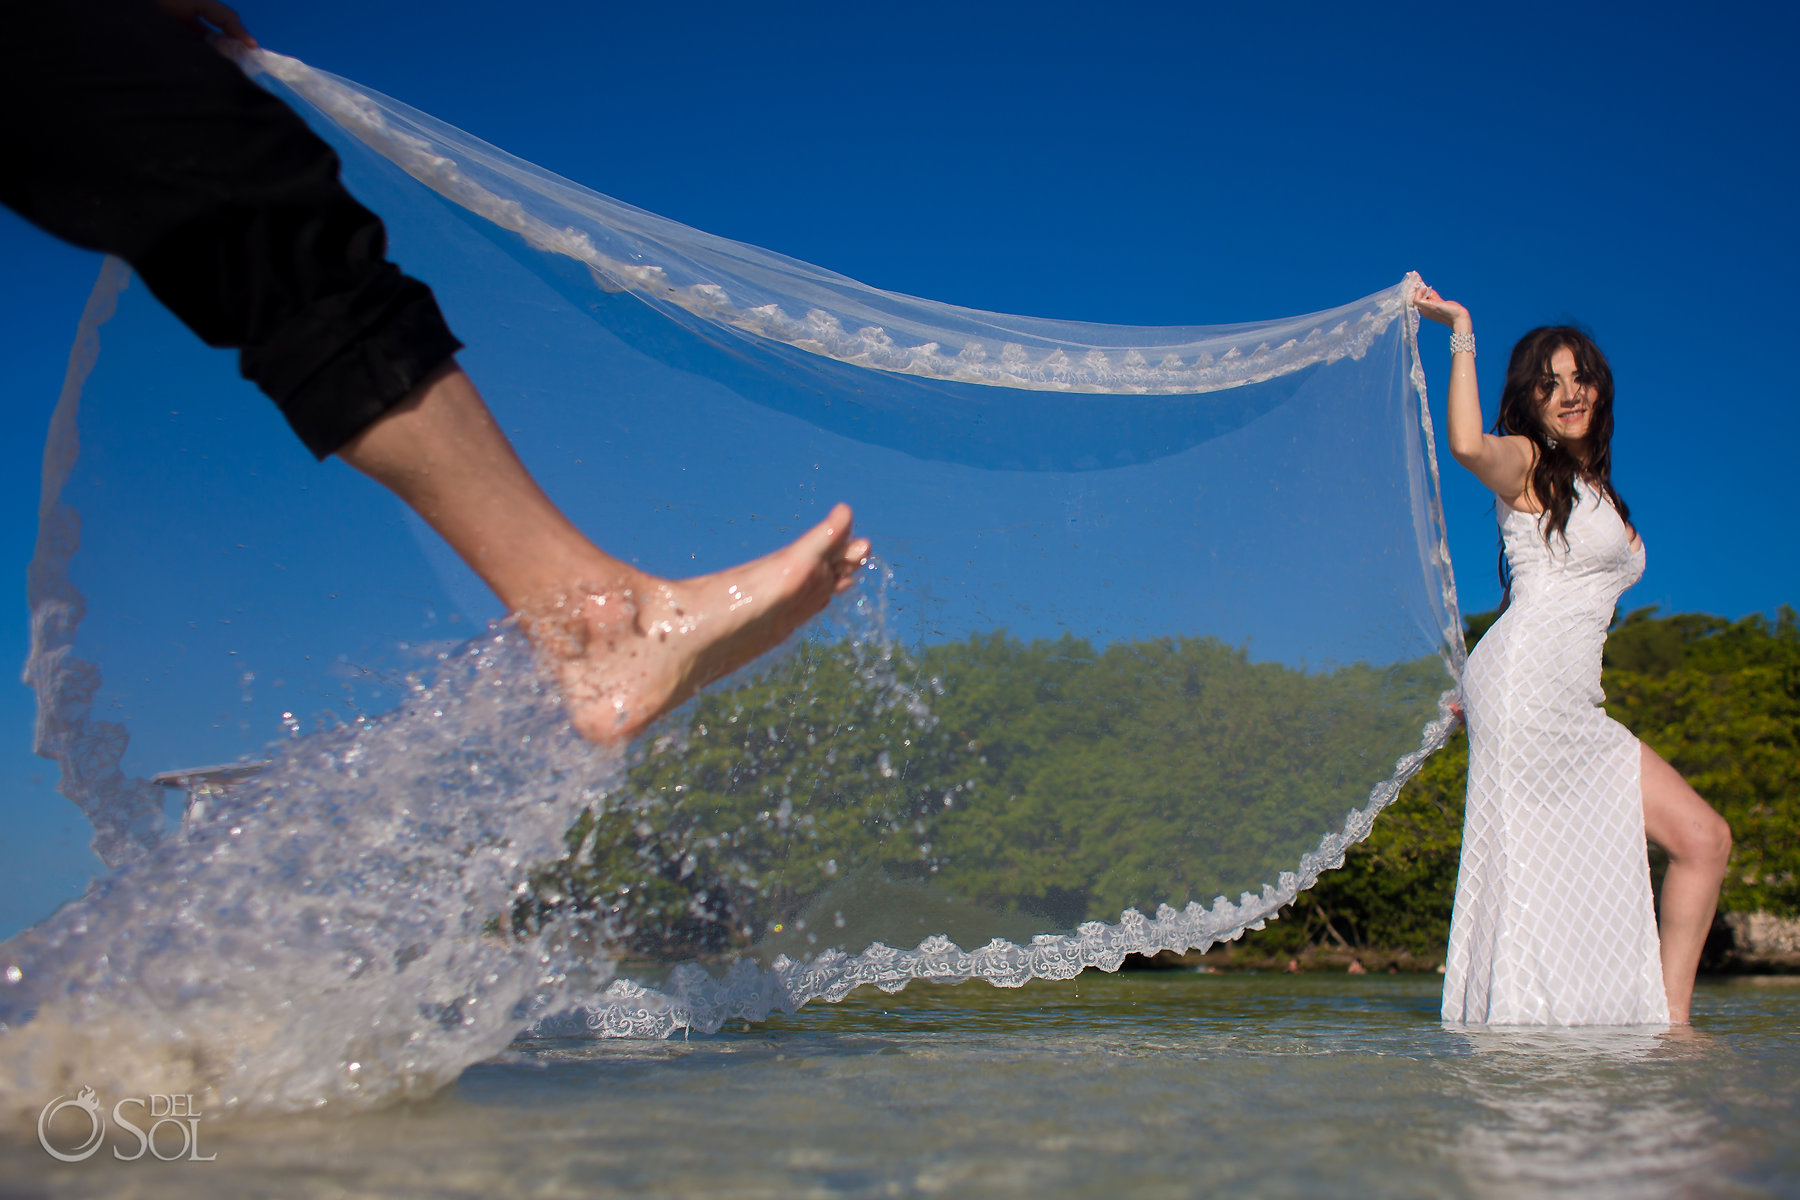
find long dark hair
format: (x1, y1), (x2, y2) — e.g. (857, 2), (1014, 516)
(1495, 325), (1630, 537)
(1492, 326), (1630, 596)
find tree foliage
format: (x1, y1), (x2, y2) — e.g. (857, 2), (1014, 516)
(519, 633), (1447, 960)
(520, 607), (1798, 964)
(1241, 605), (1800, 958)
(1603, 606), (1800, 917)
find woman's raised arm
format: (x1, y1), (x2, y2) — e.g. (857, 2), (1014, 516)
(1414, 285), (1535, 506)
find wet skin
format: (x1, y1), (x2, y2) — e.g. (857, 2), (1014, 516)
(338, 361), (870, 744)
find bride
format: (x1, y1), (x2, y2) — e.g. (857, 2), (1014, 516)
(1416, 286), (1731, 1025)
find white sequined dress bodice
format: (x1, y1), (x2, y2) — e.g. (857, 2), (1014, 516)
(1442, 481), (1668, 1025)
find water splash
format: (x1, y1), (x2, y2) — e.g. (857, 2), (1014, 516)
(1, 560), (913, 1122)
(0, 630), (621, 1119)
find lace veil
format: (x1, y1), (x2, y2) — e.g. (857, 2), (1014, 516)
(20, 52), (1463, 1048)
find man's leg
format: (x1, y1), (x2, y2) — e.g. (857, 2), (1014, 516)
(2, 0), (869, 741)
(338, 363), (868, 741)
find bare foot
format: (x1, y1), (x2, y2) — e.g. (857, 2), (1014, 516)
(520, 503), (870, 742)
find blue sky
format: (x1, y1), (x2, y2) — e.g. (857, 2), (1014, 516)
(2, 0), (1795, 936)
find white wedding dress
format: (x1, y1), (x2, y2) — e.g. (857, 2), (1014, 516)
(1442, 481), (1669, 1024)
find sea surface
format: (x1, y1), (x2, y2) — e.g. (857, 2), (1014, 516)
(3, 971), (1796, 1199)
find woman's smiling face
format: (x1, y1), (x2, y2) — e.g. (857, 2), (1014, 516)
(1539, 345), (1596, 444)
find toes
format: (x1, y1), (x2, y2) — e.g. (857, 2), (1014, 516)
(802, 502), (855, 554)
(831, 542), (870, 593)
(836, 538), (871, 574)
(824, 538), (869, 591)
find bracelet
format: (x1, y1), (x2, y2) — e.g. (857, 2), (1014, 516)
(1449, 330), (1476, 356)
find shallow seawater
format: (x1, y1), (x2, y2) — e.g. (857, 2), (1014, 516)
(3, 972), (1796, 1199)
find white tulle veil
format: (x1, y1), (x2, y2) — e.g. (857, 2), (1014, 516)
(11, 47), (1462, 1085)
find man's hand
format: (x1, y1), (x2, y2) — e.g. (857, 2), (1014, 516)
(154, 0), (256, 48)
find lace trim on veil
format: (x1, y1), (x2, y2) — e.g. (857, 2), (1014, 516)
(533, 699), (1460, 1038)
(23, 258), (167, 869)
(244, 49), (1408, 397)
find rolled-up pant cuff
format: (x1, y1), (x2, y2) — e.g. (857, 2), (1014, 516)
(251, 273), (464, 459)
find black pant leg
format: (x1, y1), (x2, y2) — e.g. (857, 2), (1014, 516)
(0, 0), (461, 457)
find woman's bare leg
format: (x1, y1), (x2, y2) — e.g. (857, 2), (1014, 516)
(337, 361), (870, 742)
(1640, 742), (1732, 1023)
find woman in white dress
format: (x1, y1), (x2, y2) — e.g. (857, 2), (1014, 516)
(1415, 287), (1732, 1025)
